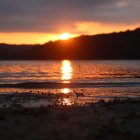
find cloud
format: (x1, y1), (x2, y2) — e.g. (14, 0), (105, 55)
(0, 0), (140, 33)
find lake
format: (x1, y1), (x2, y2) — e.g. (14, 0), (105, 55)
(0, 60), (140, 84)
(0, 60), (140, 104)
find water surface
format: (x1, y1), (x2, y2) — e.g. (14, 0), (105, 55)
(0, 60), (140, 84)
(0, 60), (140, 104)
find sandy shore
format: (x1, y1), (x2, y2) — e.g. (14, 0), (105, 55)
(0, 100), (140, 140)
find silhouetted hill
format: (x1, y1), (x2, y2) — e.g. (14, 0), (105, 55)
(0, 28), (140, 60)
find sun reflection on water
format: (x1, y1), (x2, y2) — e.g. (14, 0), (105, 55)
(62, 98), (72, 106)
(61, 60), (73, 83)
(61, 88), (71, 94)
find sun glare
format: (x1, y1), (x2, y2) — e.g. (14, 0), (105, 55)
(61, 60), (73, 83)
(59, 33), (71, 40)
(61, 88), (71, 94)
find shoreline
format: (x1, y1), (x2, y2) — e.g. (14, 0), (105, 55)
(0, 100), (140, 140)
(0, 81), (140, 89)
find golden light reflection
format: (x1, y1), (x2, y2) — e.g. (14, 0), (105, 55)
(61, 60), (73, 83)
(62, 98), (72, 106)
(61, 88), (71, 94)
(60, 88), (73, 105)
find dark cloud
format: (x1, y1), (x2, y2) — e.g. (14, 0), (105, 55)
(0, 0), (139, 33)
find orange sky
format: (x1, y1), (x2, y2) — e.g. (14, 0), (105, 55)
(0, 0), (140, 44)
(0, 32), (78, 44)
(0, 22), (139, 44)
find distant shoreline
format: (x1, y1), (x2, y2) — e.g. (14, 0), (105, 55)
(0, 58), (140, 61)
(0, 28), (140, 60)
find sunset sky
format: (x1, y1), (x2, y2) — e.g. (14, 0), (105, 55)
(0, 0), (140, 44)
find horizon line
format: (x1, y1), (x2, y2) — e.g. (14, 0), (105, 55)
(0, 27), (139, 45)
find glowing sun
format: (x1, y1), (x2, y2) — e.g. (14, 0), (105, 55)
(59, 33), (71, 40)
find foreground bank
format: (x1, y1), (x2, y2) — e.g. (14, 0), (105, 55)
(0, 100), (140, 140)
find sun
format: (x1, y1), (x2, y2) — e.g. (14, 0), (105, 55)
(59, 33), (71, 40)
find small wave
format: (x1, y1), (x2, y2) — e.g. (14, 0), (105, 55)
(0, 81), (140, 89)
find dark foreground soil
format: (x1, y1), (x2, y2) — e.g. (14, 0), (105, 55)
(0, 102), (140, 140)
